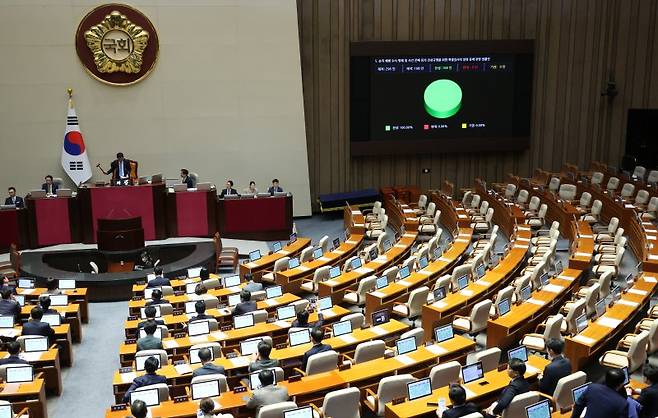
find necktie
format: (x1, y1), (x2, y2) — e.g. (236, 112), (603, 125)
(119, 162), (124, 178)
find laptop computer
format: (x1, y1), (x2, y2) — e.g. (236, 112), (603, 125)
(189, 346), (215, 364)
(498, 298), (511, 316)
(173, 184), (188, 192)
(288, 257), (300, 269)
(351, 258), (362, 270)
(575, 313), (588, 334)
(398, 265), (410, 280)
(457, 274), (469, 290)
(59, 279), (76, 289)
(312, 248), (323, 260)
(520, 284), (532, 302)
(572, 382), (590, 404)
(0, 316), (14, 328)
(317, 296), (333, 312)
(24, 337), (49, 353)
(433, 286), (447, 302)
(332, 238), (340, 250)
(329, 266), (341, 278)
(223, 275), (241, 288)
(375, 276), (388, 290)
(418, 256), (429, 269)
(368, 247), (379, 262)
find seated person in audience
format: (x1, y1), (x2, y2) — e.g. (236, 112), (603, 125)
(244, 181), (258, 195)
(199, 397), (232, 418)
(137, 320), (163, 351)
(38, 295), (64, 321)
(146, 266), (170, 288)
(291, 309), (323, 329)
(44, 278), (62, 295)
(180, 169), (194, 188)
(267, 178), (283, 195)
(199, 268), (210, 281)
(0, 341), (29, 366)
(219, 180), (239, 198)
(245, 369), (289, 411)
(301, 327), (331, 370)
(243, 273), (263, 293)
(145, 288), (169, 306)
(190, 300), (212, 322)
(248, 341), (279, 372)
(5, 187), (24, 208)
(538, 338), (571, 396)
(0, 288), (20, 322)
(137, 306), (164, 329)
(130, 400), (147, 418)
(192, 348), (226, 378)
(41, 175), (58, 195)
(484, 358), (529, 417)
(632, 364), (658, 418)
(571, 368), (628, 418)
(0, 277), (15, 294)
(232, 289), (256, 316)
(122, 356), (167, 403)
(438, 384), (480, 418)
(22, 307), (55, 342)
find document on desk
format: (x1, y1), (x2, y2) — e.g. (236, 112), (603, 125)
(318, 257), (331, 262)
(432, 301), (448, 309)
(425, 344), (447, 356)
(597, 317), (622, 329)
(394, 244), (406, 249)
(227, 286), (241, 293)
(527, 298), (546, 306)
(541, 284), (565, 294)
(644, 276), (657, 283)
(174, 363), (193, 375)
(557, 274), (575, 282)
(0, 329), (17, 338)
(189, 335), (209, 344)
(120, 371), (137, 383)
(396, 354), (415, 366)
(339, 334), (357, 344)
(616, 299), (639, 307)
(370, 326), (388, 336)
(371, 291), (386, 299)
(334, 250), (345, 255)
(324, 279), (337, 287)
(572, 335), (595, 345)
(230, 356), (250, 367)
(279, 250), (290, 256)
(397, 280), (411, 287)
(245, 262), (258, 269)
(574, 252), (591, 258)
(263, 299), (277, 307)
(274, 320), (290, 329)
(210, 331), (227, 340)
(297, 265), (310, 272)
(418, 270), (433, 276)
(346, 240), (358, 245)
(163, 340), (180, 349)
(459, 289), (474, 297)
(20, 289), (35, 295)
(355, 267), (374, 275)
(20, 352), (43, 362)
(627, 288), (648, 296)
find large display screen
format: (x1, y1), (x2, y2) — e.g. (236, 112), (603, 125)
(350, 40), (534, 155)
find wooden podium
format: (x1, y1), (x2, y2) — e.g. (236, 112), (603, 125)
(97, 217), (145, 252)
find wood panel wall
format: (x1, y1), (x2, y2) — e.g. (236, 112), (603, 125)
(297, 0), (658, 211)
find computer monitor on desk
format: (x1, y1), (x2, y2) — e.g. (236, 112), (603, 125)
(461, 361), (484, 384)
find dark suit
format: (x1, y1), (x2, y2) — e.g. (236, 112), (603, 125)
(136, 335), (163, 351)
(122, 373), (167, 402)
(246, 385), (289, 410)
(232, 301), (256, 316)
(4, 196), (24, 208)
(267, 186), (283, 195)
(301, 343), (332, 370)
(22, 320), (55, 342)
(182, 176), (194, 188)
(539, 356), (572, 396)
(109, 159), (132, 180)
(638, 383), (658, 418)
(192, 362), (226, 378)
(442, 403), (480, 418)
(248, 358), (279, 373)
(0, 299), (20, 320)
(219, 188), (239, 198)
(146, 298), (170, 306)
(491, 377), (530, 415)
(146, 277), (171, 288)
(189, 314), (213, 323)
(291, 317), (323, 329)
(571, 383), (628, 418)
(0, 355), (29, 366)
(137, 319), (165, 329)
(41, 183), (59, 194)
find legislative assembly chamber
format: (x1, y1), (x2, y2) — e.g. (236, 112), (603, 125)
(1, 1), (658, 418)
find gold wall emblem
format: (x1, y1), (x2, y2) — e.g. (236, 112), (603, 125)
(84, 11), (149, 74)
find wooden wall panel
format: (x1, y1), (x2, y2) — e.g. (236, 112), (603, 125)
(297, 0), (658, 210)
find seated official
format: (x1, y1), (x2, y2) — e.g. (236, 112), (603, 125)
(38, 295), (64, 323)
(0, 288), (20, 322)
(41, 175), (59, 195)
(245, 369), (289, 411)
(137, 320), (163, 351)
(232, 289), (256, 316)
(190, 300), (213, 323)
(122, 356), (167, 403)
(632, 364), (658, 418)
(538, 338), (572, 396)
(291, 309), (323, 329)
(572, 368), (628, 418)
(248, 341), (279, 373)
(301, 327), (331, 370)
(145, 288), (169, 306)
(137, 306), (165, 329)
(146, 266), (170, 288)
(44, 278), (62, 296)
(0, 341), (29, 366)
(180, 169), (194, 188)
(438, 384), (481, 418)
(244, 181), (258, 195)
(199, 397), (234, 418)
(5, 187), (24, 208)
(130, 400), (147, 418)
(192, 348), (226, 378)
(219, 180), (239, 198)
(243, 273), (263, 293)
(267, 178), (283, 195)
(22, 307), (56, 342)
(484, 358), (529, 417)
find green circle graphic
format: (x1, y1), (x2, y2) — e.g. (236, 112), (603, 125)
(423, 79), (463, 119)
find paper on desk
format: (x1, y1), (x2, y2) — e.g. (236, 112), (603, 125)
(324, 280), (337, 287)
(321, 308), (336, 318)
(397, 280), (411, 287)
(574, 252), (591, 258)
(478, 280), (491, 286)
(394, 244), (406, 249)
(174, 364), (193, 375)
(557, 274), (575, 282)
(298, 266), (310, 272)
(371, 291), (386, 299)
(649, 255), (658, 261)
(21, 289), (34, 295)
(425, 344), (448, 356)
(319, 257), (331, 262)
(579, 234), (593, 239)
(647, 236), (657, 241)
(274, 320), (290, 328)
(456, 238), (470, 244)
(279, 250), (290, 256)
(163, 340), (180, 349)
(20, 352), (42, 362)
(230, 357), (250, 367)
(355, 267), (374, 274)
(597, 317), (622, 329)
(120, 372), (137, 383)
(227, 286), (241, 293)
(418, 270), (433, 276)
(370, 326), (388, 336)
(334, 250), (345, 255)
(339, 334), (358, 344)
(432, 301), (448, 309)
(541, 284), (565, 294)
(627, 288), (648, 296)
(525, 365), (540, 375)
(572, 335), (595, 345)
(403, 209), (414, 214)
(459, 289), (474, 297)
(245, 262), (257, 268)
(644, 276), (657, 283)
(210, 331), (227, 340)
(263, 299), (277, 307)
(185, 313), (195, 320)
(396, 354), (415, 365)
(527, 298), (546, 306)
(346, 240), (358, 245)
(189, 335), (209, 344)
(375, 255), (388, 262)
(439, 257), (451, 262)
(0, 329), (17, 338)
(616, 299), (639, 307)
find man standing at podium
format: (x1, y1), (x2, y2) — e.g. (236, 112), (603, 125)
(100, 152), (131, 186)
(5, 187), (24, 208)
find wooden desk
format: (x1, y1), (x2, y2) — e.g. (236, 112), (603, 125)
(25, 196), (80, 248)
(131, 273), (222, 296)
(239, 237), (312, 279)
(0, 207), (29, 251)
(0, 348), (62, 396)
(430, 193), (471, 229)
(128, 285), (250, 315)
(569, 221), (595, 270)
(0, 378), (47, 418)
(16, 288), (89, 324)
(384, 355), (549, 418)
(166, 189), (217, 237)
(565, 273), (657, 371)
(217, 195), (293, 241)
(420, 227), (532, 341)
(20, 304), (82, 344)
(2, 324), (73, 368)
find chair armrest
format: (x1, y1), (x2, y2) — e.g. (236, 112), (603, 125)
(14, 407), (29, 417)
(534, 323), (547, 333)
(292, 367), (306, 376)
(364, 388), (379, 411)
(310, 403), (324, 418)
(185, 386), (191, 397)
(342, 353), (354, 363)
(616, 333), (636, 350)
